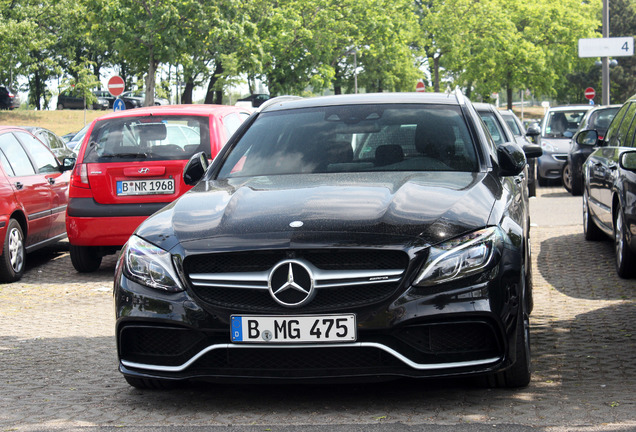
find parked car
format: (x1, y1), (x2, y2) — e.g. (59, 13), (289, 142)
(20, 126), (77, 159)
(0, 86), (20, 110)
(114, 92), (541, 390)
(561, 105), (620, 196)
(236, 93), (270, 109)
(0, 126), (75, 282)
(57, 89), (109, 110)
(93, 90), (116, 109)
(581, 93), (636, 278)
(65, 124), (90, 152)
(66, 104), (251, 273)
(120, 90), (169, 109)
(536, 105), (591, 186)
(475, 103), (541, 199)
(498, 109), (541, 196)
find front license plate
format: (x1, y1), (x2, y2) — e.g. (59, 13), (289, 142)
(231, 314), (356, 343)
(116, 179), (174, 196)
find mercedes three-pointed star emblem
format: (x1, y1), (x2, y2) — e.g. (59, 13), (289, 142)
(268, 260), (315, 307)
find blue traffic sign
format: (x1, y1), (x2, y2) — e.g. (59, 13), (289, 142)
(113, 98), (126, 112)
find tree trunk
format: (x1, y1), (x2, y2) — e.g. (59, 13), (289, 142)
(145, 48), (157, 107)
(181, 81), (194, 104)
(433, 56), (440, 92)
(204, 62), (224, 104)
(507, 86), (513, 110)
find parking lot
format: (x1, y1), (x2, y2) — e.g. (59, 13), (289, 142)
(0, 186), (634, 432)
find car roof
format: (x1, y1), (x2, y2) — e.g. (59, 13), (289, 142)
(546, 105), (592, 112)
(260, 92), (468, 113)
(91, 104), (251, 122)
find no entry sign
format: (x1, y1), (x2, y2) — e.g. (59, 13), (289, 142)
(107, 76), (125, 97)
(585, 87), (596, 100)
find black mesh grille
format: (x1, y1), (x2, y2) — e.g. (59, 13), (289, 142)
(119, 326), (207, 366)
(394, 322), (500, 356)
(191, 347), (406, 377)
(184, 249), (408, 273)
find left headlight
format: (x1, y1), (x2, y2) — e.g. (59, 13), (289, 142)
(122, 235), (184, 292)
(414, 227), (502, 287)
(541, 141), (556, 153)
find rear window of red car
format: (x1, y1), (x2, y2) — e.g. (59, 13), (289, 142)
(82, 115), (211, 163)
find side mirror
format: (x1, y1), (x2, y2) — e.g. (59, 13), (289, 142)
(183, 152), (209, 186)
(497, 142), (527, 176)
(61, 157), (76, 171)
(522, 143), (543, 159)
(526, 123), (541, 137)
(576, 130), (599, 147)
(619, 151), (636, 171)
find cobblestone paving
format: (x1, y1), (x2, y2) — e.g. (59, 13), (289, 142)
(0, 187), (634, 431)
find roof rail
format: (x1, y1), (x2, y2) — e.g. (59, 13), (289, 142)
(258, 95), (303, 111)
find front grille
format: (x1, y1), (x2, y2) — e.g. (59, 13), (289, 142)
(184, 249), (409, 313)
(192, 282), (398, 312)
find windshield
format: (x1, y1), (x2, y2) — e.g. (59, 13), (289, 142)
(218, 104), (479, 178)
(544, 109), (589, 138)
(588, 107), (620, 136)
(83, 115), (210, 162)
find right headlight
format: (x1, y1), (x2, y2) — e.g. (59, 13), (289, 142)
(121, 235), (183, 292)
(413, 227), (502, 287)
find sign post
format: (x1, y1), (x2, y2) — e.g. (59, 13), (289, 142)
(578, 36), (634, 105)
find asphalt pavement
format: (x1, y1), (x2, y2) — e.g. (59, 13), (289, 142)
(0, 186), (634, 432)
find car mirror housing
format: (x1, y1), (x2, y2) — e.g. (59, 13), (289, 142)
(521, 143), (542, 159)
(576, 130), (599, 147)
(497, 142), (526, 176)
(61, 157), (76, 171)
(619, 151), (636, 171)
(525, 123), (541, 137)
(183, 152), (209, 186)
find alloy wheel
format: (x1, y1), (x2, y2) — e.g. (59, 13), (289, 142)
(8, 227), (24, 273)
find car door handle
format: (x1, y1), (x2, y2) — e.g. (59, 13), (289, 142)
(14, 181), (23, 190)
(608, 163), (617, 170)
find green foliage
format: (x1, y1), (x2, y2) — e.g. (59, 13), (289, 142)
(1, 0), (632, 107)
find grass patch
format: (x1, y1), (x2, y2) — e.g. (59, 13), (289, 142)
(0, 109), (106, 136)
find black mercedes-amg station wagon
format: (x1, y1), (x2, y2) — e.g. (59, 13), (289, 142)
(114, 91), (540, 389)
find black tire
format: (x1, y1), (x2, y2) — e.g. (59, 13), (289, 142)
(537, 174), (548, 187)
(124, 376), (178, 390)
(0, 219), (26, 283)
(69, 244), (102, 273)
(570, 169), (583, 196)
(583, 188), (604, 241)
(614, 208), (636, 278)
(57, 103), (64, 110)
(561, 163), (573, 194)
(486, 271), (531, 388)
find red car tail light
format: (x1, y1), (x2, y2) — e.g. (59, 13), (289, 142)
(71, 163), (90, 188)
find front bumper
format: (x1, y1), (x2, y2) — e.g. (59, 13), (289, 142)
(114, 253), (523, 383)
(538, 152), (567, 179)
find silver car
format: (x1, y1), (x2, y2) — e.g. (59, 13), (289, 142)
(536, 105), (591, 186)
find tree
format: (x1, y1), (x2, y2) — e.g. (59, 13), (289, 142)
(91, 0), (196, 106)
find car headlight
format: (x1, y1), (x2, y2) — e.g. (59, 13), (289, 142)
(413, 227), (501, 287)
(122, 235), (183, 292)
(541, 141), (556, 152)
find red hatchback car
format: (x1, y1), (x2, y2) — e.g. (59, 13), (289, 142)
(66, 104), (251, 272)
(0, 126), (74, 282)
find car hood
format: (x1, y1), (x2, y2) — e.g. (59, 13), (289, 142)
(136, 172), (500, 252)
